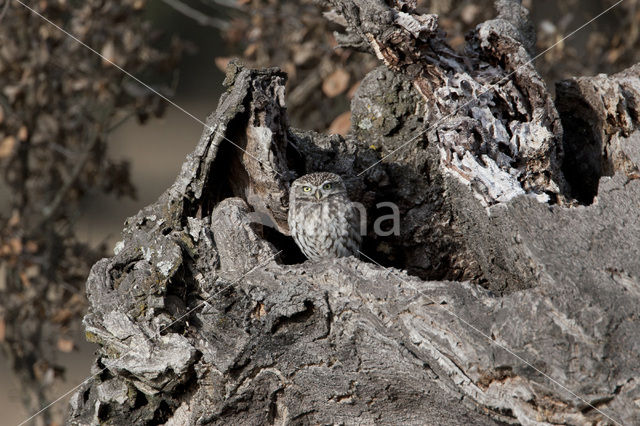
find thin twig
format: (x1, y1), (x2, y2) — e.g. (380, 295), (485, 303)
(36, 125), (102, 229)
(202, 0), (244, 11)
(13, 0), (282, 178)
(0, 0), (10, 23)
(160, 0), (230, 29)
(106, 110), (136, 133)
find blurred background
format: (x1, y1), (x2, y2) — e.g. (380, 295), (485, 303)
(0, 0), (638, 424)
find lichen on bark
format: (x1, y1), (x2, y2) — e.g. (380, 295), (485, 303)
(68, 1), (640, 425)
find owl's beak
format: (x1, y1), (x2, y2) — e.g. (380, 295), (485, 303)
(315, 190), (321, 200)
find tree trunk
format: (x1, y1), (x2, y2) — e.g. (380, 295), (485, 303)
(68, 1), (640, 424)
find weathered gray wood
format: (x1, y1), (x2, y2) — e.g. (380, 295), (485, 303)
(556, 63), (640, 203)
(68, 1), (640, 425)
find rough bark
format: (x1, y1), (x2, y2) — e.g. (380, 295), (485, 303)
(68, 1), (640, 425)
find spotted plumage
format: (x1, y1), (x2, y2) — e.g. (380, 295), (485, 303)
(288, 172), (361, 261)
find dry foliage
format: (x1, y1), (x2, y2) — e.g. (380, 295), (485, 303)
(219, 0), (379, 132)
(0, 0), (181, 422)
(215, 0), (640, 132)
(1, 0), (638, 422)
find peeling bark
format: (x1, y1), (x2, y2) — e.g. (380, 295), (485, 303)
(68, 1), (640, 425)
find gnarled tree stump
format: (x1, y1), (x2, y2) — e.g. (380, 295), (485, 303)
(68, 1), (640, 424)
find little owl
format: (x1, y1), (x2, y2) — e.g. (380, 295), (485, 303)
(288, 172), (361, 261)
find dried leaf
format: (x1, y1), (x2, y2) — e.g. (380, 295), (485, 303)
(51, 309), (73, 324)
(328, 111), (351, 136)
(0, 136), (16, 158)
(283, 61), (297, 80)
(322, 68), (350, 98)
(19, 271), (31, 288)
(347, 80), (361, 99)
(3, 85), (21, 103)
(57, 338), (75, 353)
(215, 57), (231, 72)
(25, 240), (38, 253)
(293, 41), (316, 65)
(0, 317), (5, 342)
(101, 41), (116, 66)
(24, 265), (40, 278)
(17, 126), (28, 141)
(243, 43), (257, 58)
(8, 237), (22, 254)
(460, 4), (482, 25)
(607, 47), (623, 64)
(8, 210), (20, 227)
(68, 293), (86, 306)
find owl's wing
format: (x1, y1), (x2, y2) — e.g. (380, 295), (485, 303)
(347, 201), (364, 244)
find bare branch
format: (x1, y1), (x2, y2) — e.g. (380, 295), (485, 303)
(36, 124), (102, 229)
(200, 0), (244, 11)
(160, 0), (230, 29)
(0, 0), (9, 24)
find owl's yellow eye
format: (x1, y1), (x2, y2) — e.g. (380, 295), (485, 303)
(322, 183), (332, 190)
(302, 186), (312, 192)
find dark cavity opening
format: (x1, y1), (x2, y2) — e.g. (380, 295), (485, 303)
(555, 81), (605, 204)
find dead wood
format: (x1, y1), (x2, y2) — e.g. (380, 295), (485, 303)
(68, 1), (640, 424)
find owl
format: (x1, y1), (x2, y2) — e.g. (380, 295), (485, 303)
(288, 172), (361, 261)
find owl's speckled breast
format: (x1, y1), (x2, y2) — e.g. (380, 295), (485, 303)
(288, 195), (360, 261)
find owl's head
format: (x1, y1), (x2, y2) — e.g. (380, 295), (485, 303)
(290, 172), (347, 202)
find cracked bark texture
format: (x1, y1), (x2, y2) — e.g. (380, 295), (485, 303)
(68, 1), (640, 425)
